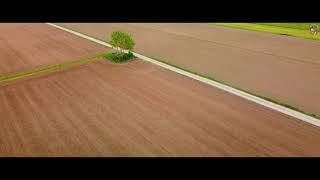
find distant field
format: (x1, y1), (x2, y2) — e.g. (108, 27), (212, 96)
(211, 23), (320, 40)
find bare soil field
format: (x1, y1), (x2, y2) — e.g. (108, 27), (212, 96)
(1, 59), (320, 157)
(0, 23), (107, 76)
(57, 23), (320, 115)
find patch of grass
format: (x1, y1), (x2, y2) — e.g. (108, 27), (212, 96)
(0, 53), (105, 85)
(151, 56), (320, 120)
(102, 52), (136, 63)
(210, 23), (320, 40)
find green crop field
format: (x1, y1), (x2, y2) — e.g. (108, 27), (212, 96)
(210, 23), (320, 40)
(257, 23), (320, 30)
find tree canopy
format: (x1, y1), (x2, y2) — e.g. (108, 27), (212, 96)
(110, 31), (135, 54)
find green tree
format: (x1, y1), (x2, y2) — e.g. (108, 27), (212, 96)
(110, 31), (135, 56)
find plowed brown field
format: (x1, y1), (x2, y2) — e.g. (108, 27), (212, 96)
(0, 23), (107, 76)
(1, 59), (320, 157)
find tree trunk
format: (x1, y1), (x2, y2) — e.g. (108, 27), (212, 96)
(117, 47), (122, 56)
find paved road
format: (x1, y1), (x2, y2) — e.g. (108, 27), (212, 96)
(57, 23), (320, 116)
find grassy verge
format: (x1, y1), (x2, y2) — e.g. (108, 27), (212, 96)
(102, 52), (136, 63)
(210, 23), (320, 40)
(0, 53), (105, 85)
(151, 56), (320, 120)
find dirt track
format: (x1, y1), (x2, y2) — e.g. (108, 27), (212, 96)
(57, 23), (320, 115)
(0, 23), (107, 76)
(1, 59), (320, 157)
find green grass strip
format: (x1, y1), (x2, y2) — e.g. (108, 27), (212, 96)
(210, 23), (320, 40)
(151, 56), (320, 120)
(0, 53), (106, 85)
(256, 23), (320, 31)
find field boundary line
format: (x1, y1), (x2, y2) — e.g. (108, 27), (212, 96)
(0, 54), (102, 86)
(46, 23), (320, 127)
